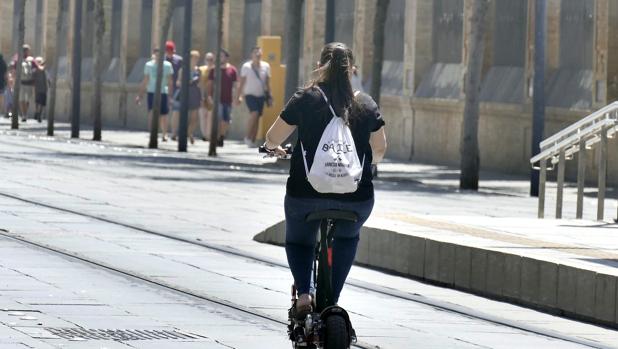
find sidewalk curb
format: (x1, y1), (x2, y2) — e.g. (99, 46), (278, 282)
(254, 221), (618, 329)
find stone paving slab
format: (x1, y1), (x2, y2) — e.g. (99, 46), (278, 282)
(0, 202), (599, 348)
(0, 236), (289, 348)
(1, 120), (618, 346)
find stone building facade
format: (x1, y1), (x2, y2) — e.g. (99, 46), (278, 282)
(1, 0), (618, 184)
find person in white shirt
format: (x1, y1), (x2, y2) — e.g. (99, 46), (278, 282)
(236, 47), (271, 147)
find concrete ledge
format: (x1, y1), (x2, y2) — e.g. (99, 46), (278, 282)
(254, 221), (618, 328)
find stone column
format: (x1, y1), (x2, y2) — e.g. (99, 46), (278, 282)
(261, 0), (285, 36)
(192, 0), (208, 55)
(403, 0), (417, 95)
(66, 0), (76, 87)
(152, 0), (163, 48)
(122, 0), (141, 80)
(593, 0), (609, 107)
(353, 0), (375, 82)
(0, 1), (13, 54)
(302, 0), (326, 81)
(607, 0), (618, 102)
(546, 0), (560, 71)
(43, 0), (60, 67)
(223, 0), (244, 66)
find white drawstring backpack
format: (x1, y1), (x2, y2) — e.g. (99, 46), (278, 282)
(300, 86), (364, 194)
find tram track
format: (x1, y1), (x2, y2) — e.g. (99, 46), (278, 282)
(0, 189), (613, 349)
(0, 132), (614, 348)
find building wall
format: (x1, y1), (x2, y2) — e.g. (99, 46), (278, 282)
(2, 0), (618, 186)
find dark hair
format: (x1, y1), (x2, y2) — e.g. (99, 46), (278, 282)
(308, 42), (359, 124)
(252, 46), (261, 52)
(221, 48), (230, 58)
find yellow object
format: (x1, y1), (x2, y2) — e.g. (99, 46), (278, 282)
(256, 36), (286, 141)
(198, 65), (212, 110)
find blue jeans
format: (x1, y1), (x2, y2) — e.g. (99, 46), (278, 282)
(284, 195), (374, 303)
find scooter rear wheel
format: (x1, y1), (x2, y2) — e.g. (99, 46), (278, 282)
(324, 315), (348, 349)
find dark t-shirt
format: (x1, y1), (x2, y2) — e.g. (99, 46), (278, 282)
(166, 53), (182, 92)
(280, 84), (385, 202)
(208, 64), (238, 105)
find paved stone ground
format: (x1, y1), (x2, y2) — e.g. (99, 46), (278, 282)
(0, 232), (288, 348)
(0, 196), (597, 348)
(0, 119), (617, 347)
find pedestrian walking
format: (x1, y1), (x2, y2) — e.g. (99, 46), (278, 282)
(164, 41), (183, 141)
(207, 49), (238, 147)
(11, 45), (36, 122)
(33, 57), (49, 123)
(198, 52), (215, 141)
(237, 46), (272, 147)
(4, 72), (14, 119)
(176, 50), (202, 145)
(0, 53), (6, 118)
(135, 48), (174, 142)
(262, 42), (387, 315)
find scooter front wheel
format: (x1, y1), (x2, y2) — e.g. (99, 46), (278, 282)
(324, 315), (348, 349)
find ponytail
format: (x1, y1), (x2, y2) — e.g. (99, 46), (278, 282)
(308, 42), (361, 124)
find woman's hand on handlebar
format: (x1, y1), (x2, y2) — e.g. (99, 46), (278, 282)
(259, 143), (293, 159)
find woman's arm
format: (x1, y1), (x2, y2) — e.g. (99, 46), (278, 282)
(265, 116), (296, 150)
(370, 127), (387, 164)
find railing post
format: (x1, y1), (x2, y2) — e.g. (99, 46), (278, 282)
(576, 138), (587, 219)
(556, 149), (565, 219)
(597, 127), (608, 221)
(538, 158), (547, 219)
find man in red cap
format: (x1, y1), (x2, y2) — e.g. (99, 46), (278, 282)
(165, 41), (183, 141)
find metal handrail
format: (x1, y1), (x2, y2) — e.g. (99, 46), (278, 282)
(530, 102), (618, 221)
(532, 108), (618, 164)
(532, 118), (616, 166)
(538, 102), (618, 149)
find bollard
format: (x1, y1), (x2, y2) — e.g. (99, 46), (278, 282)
(538, 158), (546, 219)
(555, 149), (565, 219)
(576, 138), (586, 219)
(597, 127), (608, 221)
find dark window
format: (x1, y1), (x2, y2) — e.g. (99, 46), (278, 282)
(333, 0), (354, 47)
(493, 0), (527, 67)
(110, 0), (122, 58)
(207, 0), (219, 52)
(432, 0), (463, 64)
(83, 0), (95, 58)
(58, 0), (70, 55)
(560, 0), (593, 69)
(171, 2), (185, 54)
(243, 0), (262, 60)
(140, 0), (153, 57)
(381, 0), (405, 96)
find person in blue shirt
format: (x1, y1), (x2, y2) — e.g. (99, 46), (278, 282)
(135, 48), (174, 142)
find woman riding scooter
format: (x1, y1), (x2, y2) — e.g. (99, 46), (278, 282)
(263, 42), (387, 318)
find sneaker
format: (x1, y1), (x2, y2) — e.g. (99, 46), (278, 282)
(217, 136), (224, 147)
(295, 294), (313, 320)
(189, 136), (195, 145)
(171, 135), (177, 141)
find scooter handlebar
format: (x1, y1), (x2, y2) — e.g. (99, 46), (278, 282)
(258, 144), (293, 158)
